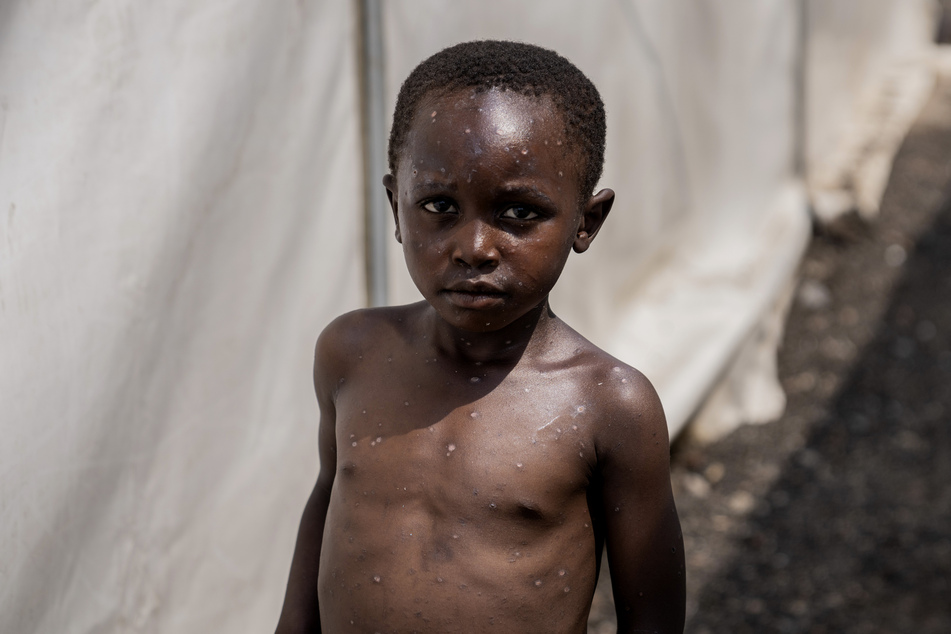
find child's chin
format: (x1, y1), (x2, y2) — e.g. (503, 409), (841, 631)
(435, 306), (517, 333)
(443, 314), (508, 333)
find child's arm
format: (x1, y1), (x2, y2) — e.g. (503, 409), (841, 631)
(275, 330), (341, 634)
(599, 371), (685, 634)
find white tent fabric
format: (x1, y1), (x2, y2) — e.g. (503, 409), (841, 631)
(0, 1), (937, 631)
(1, 3), (364, 632)
(807, 0), (939, 221)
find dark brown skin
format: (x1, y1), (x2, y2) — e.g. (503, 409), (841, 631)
(276, 88), (685, 633)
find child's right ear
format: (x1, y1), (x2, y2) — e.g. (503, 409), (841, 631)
(382, 174), (402, 244)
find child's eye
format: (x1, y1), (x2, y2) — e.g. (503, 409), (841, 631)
(422, 199), (457, 214)
(500, 205), (540, 220)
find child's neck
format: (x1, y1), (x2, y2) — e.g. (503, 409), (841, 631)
(428, 300), (559, 368)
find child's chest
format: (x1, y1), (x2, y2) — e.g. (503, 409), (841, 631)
(331, 354), (601, 522)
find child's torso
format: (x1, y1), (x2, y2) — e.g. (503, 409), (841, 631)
(318, 325), (606, 633)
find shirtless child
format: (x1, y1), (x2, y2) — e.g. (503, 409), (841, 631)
(276, 40), (685, 634)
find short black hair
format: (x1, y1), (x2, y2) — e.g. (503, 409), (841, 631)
(387, 40), (606, 200)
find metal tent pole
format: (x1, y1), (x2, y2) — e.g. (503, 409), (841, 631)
(360, 0), (389, 307)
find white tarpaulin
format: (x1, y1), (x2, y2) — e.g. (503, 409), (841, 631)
(807, 0), (939, 221)
(1, 3), (364, 632)
(0, 1), (937, 631)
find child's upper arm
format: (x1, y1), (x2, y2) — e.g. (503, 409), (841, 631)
(596, 369), (685, 634)
(276, 315), (362, 634)
(312, 312), (365, 482)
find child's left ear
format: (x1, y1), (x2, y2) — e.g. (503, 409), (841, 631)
(573, 188), (615, 253)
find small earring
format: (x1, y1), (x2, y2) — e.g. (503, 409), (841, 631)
(577, 231), (588, 239)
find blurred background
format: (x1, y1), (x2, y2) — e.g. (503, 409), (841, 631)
(0, 1), (947, 632)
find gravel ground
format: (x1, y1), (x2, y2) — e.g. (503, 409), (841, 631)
(587, 65), (951, 633)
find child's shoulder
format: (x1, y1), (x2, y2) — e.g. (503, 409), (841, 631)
(312, 304), (426, 402)
(316, 303), (422, 356)
(318, 303), (416, 339)
(554, 328), (667, 444)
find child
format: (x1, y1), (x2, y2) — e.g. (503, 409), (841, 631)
(276, 40), (685, 634)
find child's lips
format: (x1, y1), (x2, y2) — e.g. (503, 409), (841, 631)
(442, 282), (508, 309)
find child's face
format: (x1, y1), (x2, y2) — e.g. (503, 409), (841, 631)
(385, 88), (604, 333)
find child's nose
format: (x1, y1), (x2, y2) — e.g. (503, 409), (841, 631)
(451, 219), (500, 270)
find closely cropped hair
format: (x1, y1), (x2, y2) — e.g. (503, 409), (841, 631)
(388, 40), (606, 200)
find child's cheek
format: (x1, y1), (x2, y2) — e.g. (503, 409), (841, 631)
(406, 231), (447, 259)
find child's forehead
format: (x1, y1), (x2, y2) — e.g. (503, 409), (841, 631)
(405, 87), (573, 161)
(416, 87), (559, 126)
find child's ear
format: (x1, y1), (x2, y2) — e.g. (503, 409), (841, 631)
(382, 174), (402, 244)
(573, 188), (615, 253)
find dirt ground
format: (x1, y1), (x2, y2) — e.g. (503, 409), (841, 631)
(587, 67), (951, 633)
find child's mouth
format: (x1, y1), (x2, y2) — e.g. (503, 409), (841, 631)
(442, 288), (508, 309)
